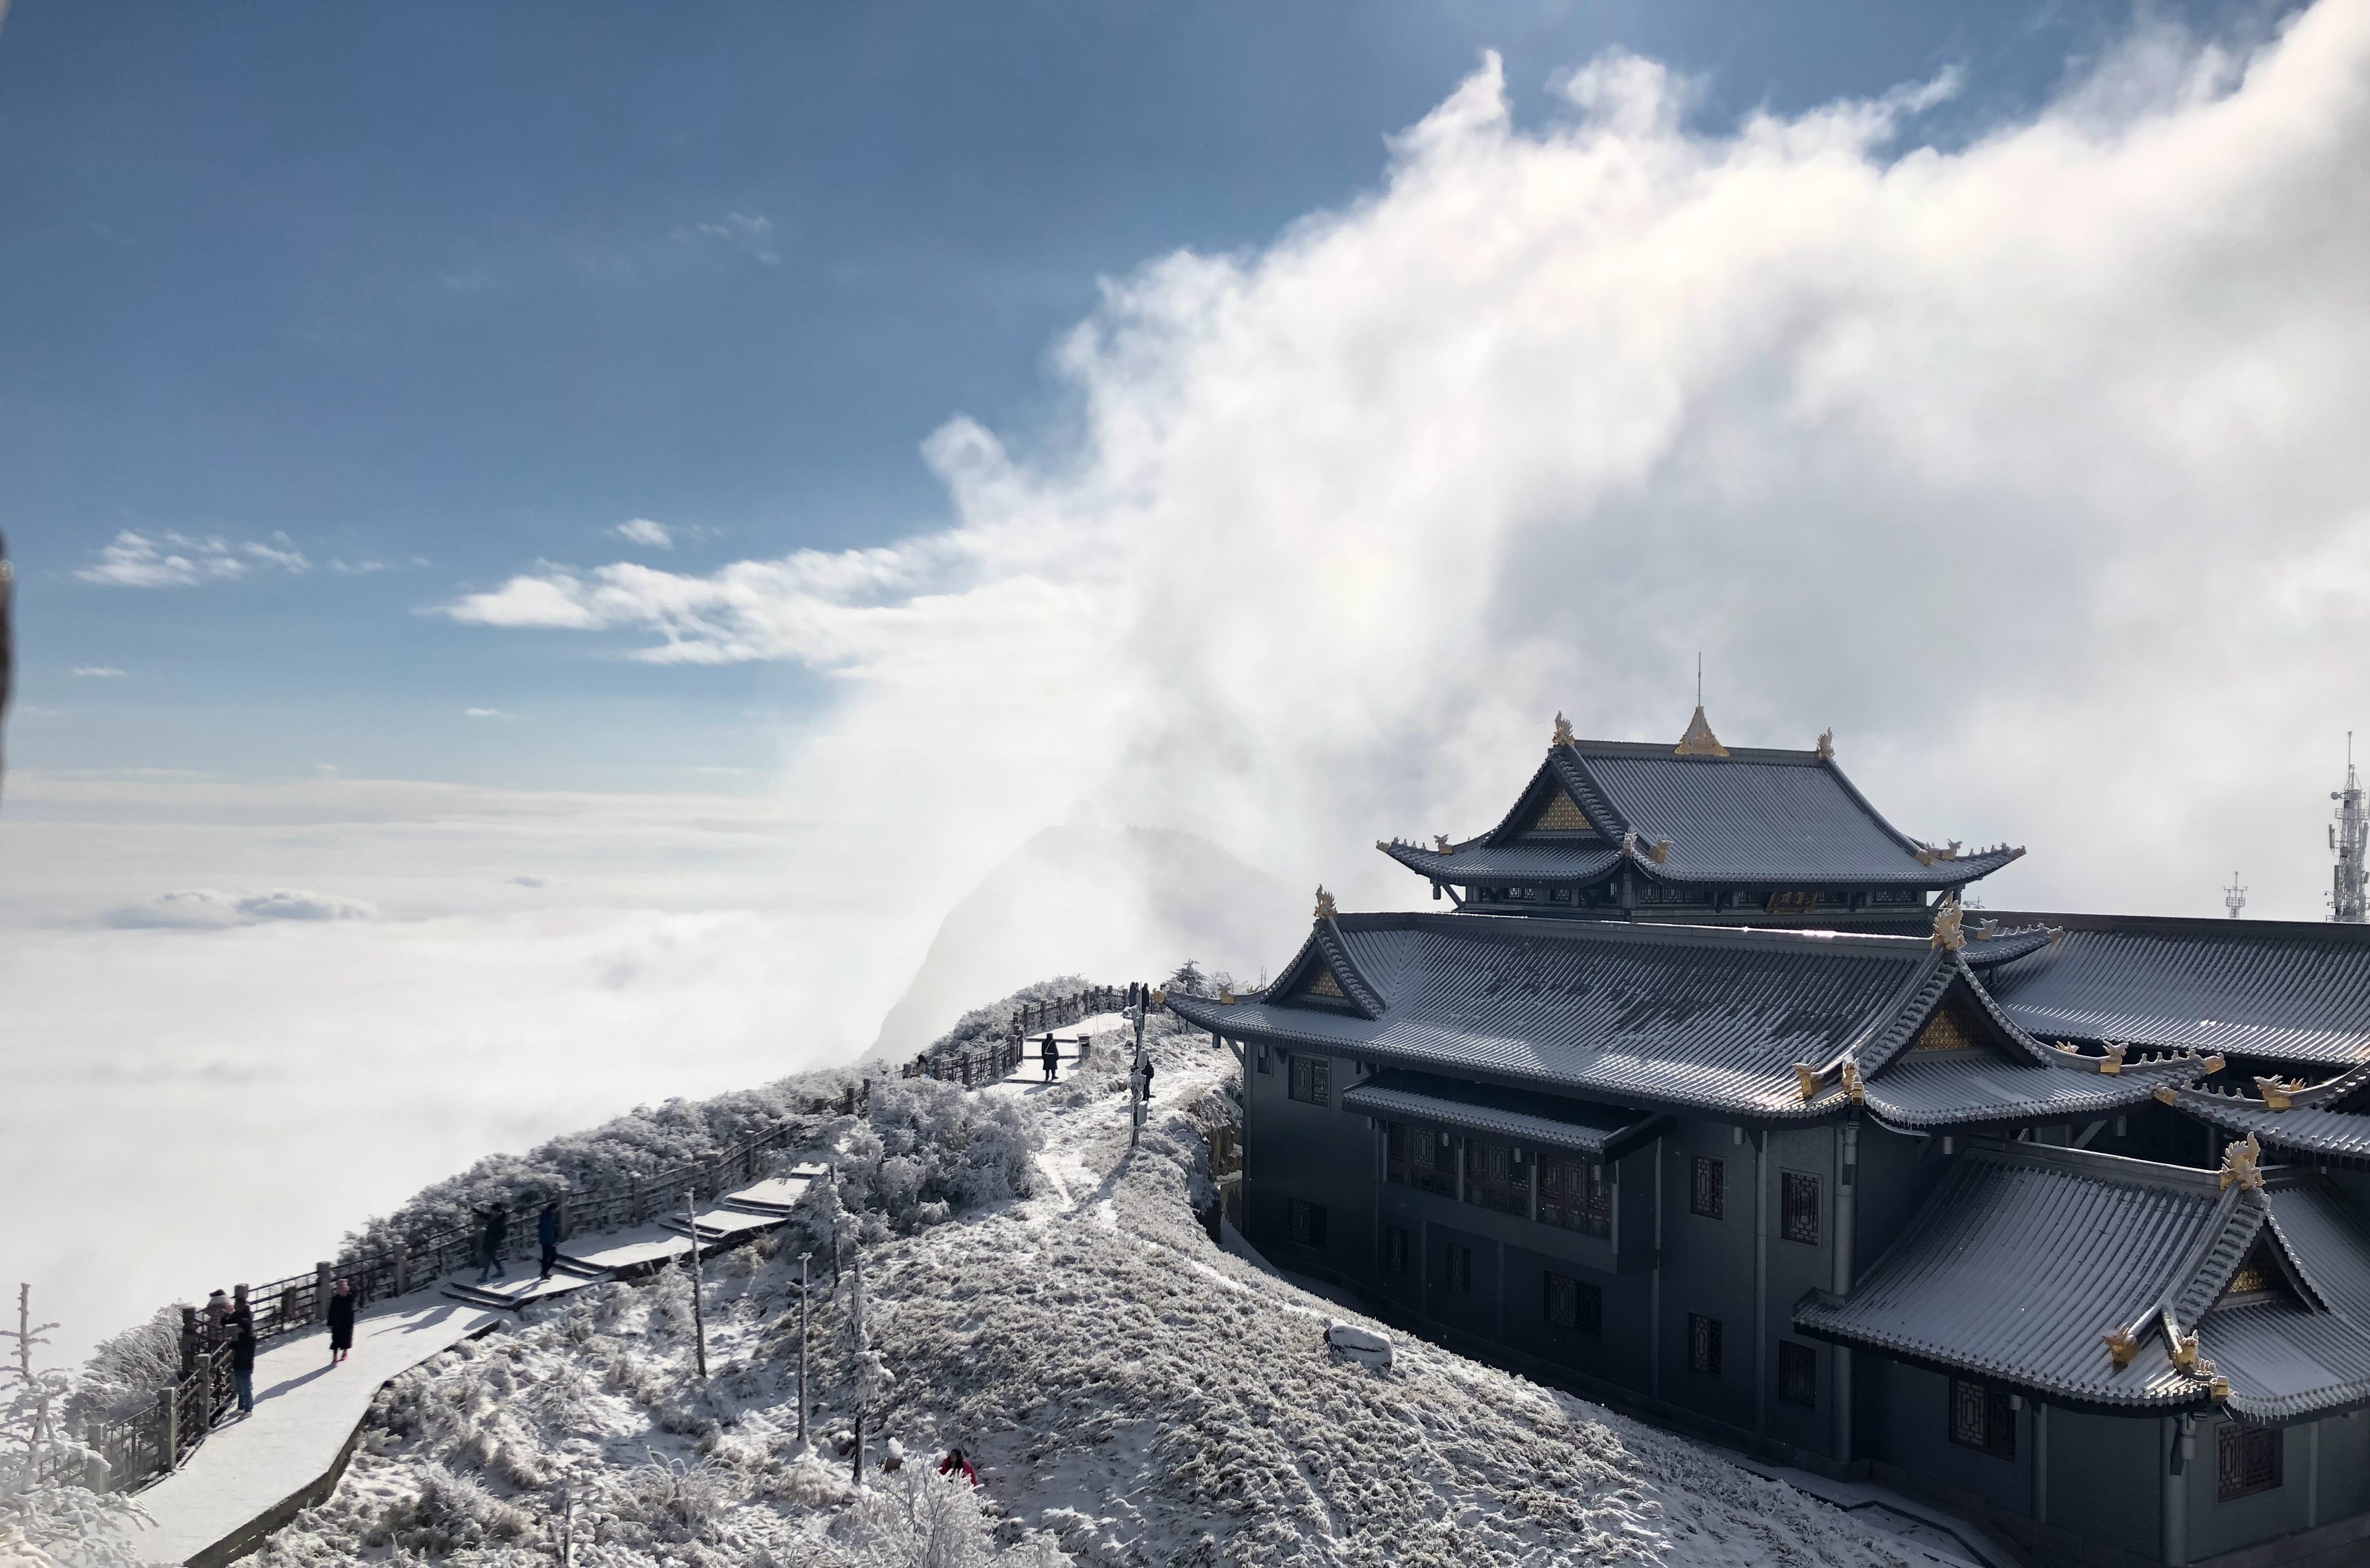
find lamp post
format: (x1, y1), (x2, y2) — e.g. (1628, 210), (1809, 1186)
(796, 1251), (812, 1449)
(682, 1190), (708, 1380)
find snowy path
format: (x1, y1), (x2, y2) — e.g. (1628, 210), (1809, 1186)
(128, 1295), (501, 1566)
(119, 1169), (817, 1565)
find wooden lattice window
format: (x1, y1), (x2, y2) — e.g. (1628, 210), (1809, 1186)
(1287, 1197), (1327, 1250)
(2218, 1240), (2291, 1307)
(1914, 1006), (1975, 1052)
(1540, 1155), (1611, 1237)
(1765, 891), (1821, 915)
(1442, 1243), (1475, 1295)
(1544, 1272), (1602, 1335)
(1531, 791), (1592, 832)
(1288, 1056), (1331, 1107)
(1781, 1171), (1821, 1246)
(1949, 1378), (2015, 1460)
(1464, 1139), (1528, 1216)
(1779, 1341), (1817, 1407)
(2218, 1423), (2282, 1500)
(1691, 1156), (1725, 1220)
(1688, 1313), (1722, 1377)
(1381, 1224), (1410, 1275)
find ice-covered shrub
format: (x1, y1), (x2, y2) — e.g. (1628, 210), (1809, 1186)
(831, 1468), (1070, 1568)
(910, 976), (1090, 1069)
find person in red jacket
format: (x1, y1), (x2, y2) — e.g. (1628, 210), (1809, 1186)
(937, 1447), (978, 1485)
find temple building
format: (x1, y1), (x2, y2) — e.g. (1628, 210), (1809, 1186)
(1169, 710), (2370, 1568)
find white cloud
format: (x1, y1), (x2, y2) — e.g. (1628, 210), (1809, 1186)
(614, 517), (674, 549)
(76, 530), (310, 588)
(672, 211), (780, 265)
(444, 2), (2370, 927)
(69, 666), (127, 678)
(331, 558), (390, 576)
(464, 707), (506, 718)
(104, 887), (378, 929)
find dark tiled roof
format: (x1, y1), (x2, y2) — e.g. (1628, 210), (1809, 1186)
(2162, 1062), (2370, 1166)
(1340, 1069), (1662, 1159)
(1795, 1141), (2370, 1421)
(1983, 912), (2370, 1067)
(1172, 913), (2204, 1124)
(1382, 738), (2019, 892)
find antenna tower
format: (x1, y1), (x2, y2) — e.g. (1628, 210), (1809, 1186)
(2224, 874), (2246, 921)
(2334, 733), (2368, 924)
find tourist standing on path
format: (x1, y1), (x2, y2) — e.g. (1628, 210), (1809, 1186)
(325, 1280), (355, 1367)
(201, 1289), (232, 1352)
(472, 1202), (511, 1284)
(537, 1201), (563, 1281)
(1040, 1035), (1059, 1082)
(229, 1314), (256, 1415)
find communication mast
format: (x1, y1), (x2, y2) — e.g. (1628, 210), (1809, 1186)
(2224, 874), (2246, 920)
(2334, 733), (2368, 924)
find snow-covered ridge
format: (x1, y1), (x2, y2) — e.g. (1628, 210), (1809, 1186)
(230, 1013), (1919, 1567)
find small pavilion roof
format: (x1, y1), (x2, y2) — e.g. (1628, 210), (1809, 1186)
(1379, 722), (2021, 893)
(1796, 1140), (2370, 1424)
(1982, 911), (2370, 1068)
(1167, 911), (2205, 1127)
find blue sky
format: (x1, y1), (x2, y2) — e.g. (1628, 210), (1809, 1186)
(0, 0), (2289, 791)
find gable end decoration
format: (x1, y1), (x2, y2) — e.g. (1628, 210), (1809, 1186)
(1531, 791), (1592, 832)
(2219, 1132), (2265, 1192)
(1930, 894), (1966, 953)
(1552, 711), (1576, 747)
(1313, 886), (1339, 921)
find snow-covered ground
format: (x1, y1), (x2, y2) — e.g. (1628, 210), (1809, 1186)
(234, 1020), (1925, 1567)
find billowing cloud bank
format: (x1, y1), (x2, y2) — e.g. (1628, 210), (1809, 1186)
(456, 6), (2370, 920)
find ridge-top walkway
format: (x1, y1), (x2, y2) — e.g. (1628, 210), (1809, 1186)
(124, 1166), (826, 1567)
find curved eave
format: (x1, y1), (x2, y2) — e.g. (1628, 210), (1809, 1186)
(1789, 1304), (2212, 1416)
(1862, 1059), (2203, 1129)
(2164, 1089), (2370, 1168)
(1168, 998), (1881, 1126)
(1377, 839), (2021, 892)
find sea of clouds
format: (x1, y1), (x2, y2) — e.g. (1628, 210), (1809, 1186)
(11, 1), (2370, 1361)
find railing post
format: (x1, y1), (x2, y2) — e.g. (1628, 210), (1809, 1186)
(395, 1245), (412, 1296)
(313, 1262), (332, 1323)
(159, 1386), (178, 1473)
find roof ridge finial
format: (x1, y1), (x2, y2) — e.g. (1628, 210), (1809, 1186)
(1816, 727), (1835, 761)
(2218, 1131), (2265, 1191)
(1674, 703), (1728, 757)
(1313, 885), (1339, 922)
(1930, 893), (1966, 953)
(1552, 711), (1575, 747)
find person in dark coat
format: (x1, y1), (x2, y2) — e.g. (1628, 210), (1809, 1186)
(229, 1314), (257, 1415)
(537, 1202), (563, 1280)
(473, 1203), (511, 1284)
(325, 1280), (356, 1367)
(1040, 1035), (1059, 1082)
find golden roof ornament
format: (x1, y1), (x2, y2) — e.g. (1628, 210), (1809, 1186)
(1673, 705), (1729, 757)
(1792, 1063), (1825, 1101)
(2254, 1077), (2297, 1111)
(2218, 1132), (2265, 1192)
(1552, 712), (1576, 747)
(1840, 1060), (1866, 1104)
(1434, 833), (1452, 852)
(1218, 985), (1236, 1004)
(1930, 894), (1967, 953)
(2102, 1327), (2138, 1369)
(1815, 728), (1835, 761)
(2098, 1042), (2128, 1076)
(1313, 886), (1339, 921)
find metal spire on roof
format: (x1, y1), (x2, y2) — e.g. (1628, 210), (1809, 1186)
(2333, 733), (2366, 924)
(2225, 874), (2247, 921)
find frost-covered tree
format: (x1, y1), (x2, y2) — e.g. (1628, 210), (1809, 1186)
(830, 1466), (1069, 1568)
(1163, 961), (1205, 998)
(1, 1287), (149, 1568)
